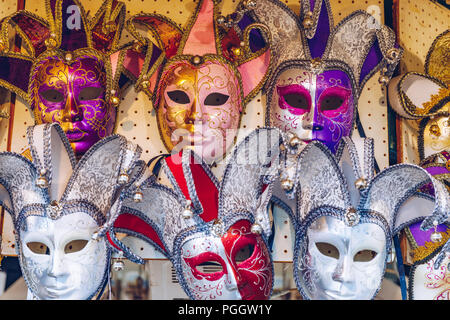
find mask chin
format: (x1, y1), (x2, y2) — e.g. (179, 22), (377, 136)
(269, 66), (355, 153)
(295, 215), (387, 300)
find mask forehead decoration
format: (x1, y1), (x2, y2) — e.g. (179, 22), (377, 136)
(0, 123), (144, 299)
(290, 137), (449, 300)
(230, 0), (402, 153)
(0, 0), (158, 157)
(388, 30), (449, 160)
(109, 128), (282, 300)
(126, 0), (272, 162)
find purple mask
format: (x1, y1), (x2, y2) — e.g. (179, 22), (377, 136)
(239, 0), (402, 154)
(269, 67), (354, 153)
(31, 56), (116, 157)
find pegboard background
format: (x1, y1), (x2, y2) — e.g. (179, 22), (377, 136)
(0, 0), (410, 263)
(396, 0), (449, 164)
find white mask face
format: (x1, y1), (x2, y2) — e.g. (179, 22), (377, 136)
(19, 212), (108, 300)
(296, 216), (387, 300)
(410, 254), (450, 300)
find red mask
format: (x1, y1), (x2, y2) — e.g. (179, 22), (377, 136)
(180, 220), (273, 300)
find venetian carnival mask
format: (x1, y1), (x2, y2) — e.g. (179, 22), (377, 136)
(32, 56), (113, 156)
(0, 0), (144, 157)
(0, 123), (143, 299)
(290, 137), (449, 300)
(156, 59), (241, 161)
(387, 30), (450, 299)
(397, 151), (450, 300)
(388, 30), (449, 160)
(271, 67), (354, 152)
(109, 128), (282, 300)
(126, 0), (271, 162)
(236, 0), (401, 153)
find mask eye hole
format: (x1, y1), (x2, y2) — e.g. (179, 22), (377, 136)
(167, 90), (190, 104)
(282, 92), (309, 109)
(315, 242), (340, 259)
(196, 261), (224, 274)
(236, 244), (255, 264)
(320, 94), (345, 111)
(353, 250), (378, 262)
(64, 240), (89, 254)
(204, 92), (229, 106)
(78, 87), (104, 101)
(27, 242), (50, 255)
(40, 89), (64, 103)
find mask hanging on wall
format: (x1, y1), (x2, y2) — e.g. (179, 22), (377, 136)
(0, 0), (151, 158)
(125, 0), (272, 163)
(388, 29), (450, 299)
(290, 136), (448, 300)
(229, 0), (402, 154)
(108, 128), (282, 300)
(0, 122), (145, 299)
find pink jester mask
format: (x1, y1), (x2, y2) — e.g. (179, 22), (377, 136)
(127, 0), (271, 162)
(239, 0), (402, 153)
(109, 128), (282, 300)
(0, 0), (138, 158)
(156, 59), (242, 162)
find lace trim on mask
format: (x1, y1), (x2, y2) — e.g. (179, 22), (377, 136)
(294, 141), (352, 223)
(26, 123), (77, 193)
(394, 71), (448, 120)
(410, 229), (450, 264)
(15, 200), (107, 233)
(300, 0), (334, 40)
(0, 151), (48, 218)
(360, 163), (446, 233)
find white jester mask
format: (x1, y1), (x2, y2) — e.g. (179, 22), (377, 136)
(292, 137), (449, 300)
(299, 215), (387, 300)
(0, 123), (143, 299)
(109, 128), (282, 300)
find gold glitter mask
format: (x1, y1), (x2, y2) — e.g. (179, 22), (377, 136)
(157, 59), (242, 162)
(32, 56), (115, 156)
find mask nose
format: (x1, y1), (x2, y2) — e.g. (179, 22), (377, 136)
(224, 263), (240, 292)
(61, 91), (83, 123)
(331, 257), (354, 284)
(47, 250), (69, 279)
(186, 99), (203, 127)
